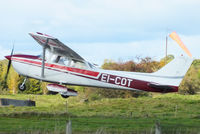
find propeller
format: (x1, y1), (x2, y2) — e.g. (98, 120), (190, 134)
(4, 45), (14, 88)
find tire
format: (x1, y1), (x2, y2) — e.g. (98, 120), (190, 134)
(18, 83), (26, 91)
(61, 94), (69, 98)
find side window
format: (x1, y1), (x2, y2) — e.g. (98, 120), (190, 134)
(50, 55), (60, 63)
(70, 60), (75, 67)
(58, 57), (70, 66)
(76, 61), (86, 69)
(55, 56), (61, 63)
(69, 60), (87, 69)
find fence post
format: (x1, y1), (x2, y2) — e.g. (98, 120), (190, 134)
(155, 120), (162, 134)
(66, 119), (72, 134)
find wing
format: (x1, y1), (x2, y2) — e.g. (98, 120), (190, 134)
(29, 32), (85, 61)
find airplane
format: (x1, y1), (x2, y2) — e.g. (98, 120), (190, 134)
(5, 32), (193, 98)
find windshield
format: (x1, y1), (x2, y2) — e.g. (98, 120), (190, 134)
(88, 62), (96, 69)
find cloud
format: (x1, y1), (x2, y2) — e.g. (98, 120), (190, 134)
(1, 0), (200, 42)
(0, 0), (200, 65)
(69, 33), (200, 65)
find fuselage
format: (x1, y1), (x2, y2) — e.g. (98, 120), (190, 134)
(7, 54), (178, 93)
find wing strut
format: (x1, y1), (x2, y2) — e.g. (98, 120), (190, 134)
(41, 38), (49, 78)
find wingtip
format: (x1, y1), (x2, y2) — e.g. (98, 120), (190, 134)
(28, 32), (33, 36)
(29, 32), (56, 39)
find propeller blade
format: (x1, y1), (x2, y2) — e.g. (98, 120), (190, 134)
(6, 58), (12, 76)
(5, 46), (14, 79)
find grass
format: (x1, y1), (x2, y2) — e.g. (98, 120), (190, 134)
(0, 93), (200, 133)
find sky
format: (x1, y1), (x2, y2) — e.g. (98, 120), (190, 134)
(1, 0), (200, 65)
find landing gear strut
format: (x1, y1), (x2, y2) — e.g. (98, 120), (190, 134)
(18, 77), (27, 91)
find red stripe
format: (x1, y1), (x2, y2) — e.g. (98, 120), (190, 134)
(12, 58), (99, 77)
(12, 54), (40, 60)
(12, 57), (178, 93)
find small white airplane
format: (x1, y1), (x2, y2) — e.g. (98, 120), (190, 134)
(5, 32), (193, 98)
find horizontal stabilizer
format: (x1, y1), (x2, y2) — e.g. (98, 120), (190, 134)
(148, 83), (178, 92)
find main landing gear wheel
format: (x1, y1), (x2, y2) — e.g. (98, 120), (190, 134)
(61, 94), (69, 98)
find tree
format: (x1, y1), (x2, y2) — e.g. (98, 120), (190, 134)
(96, 57), (162, 98)
(0, 60), (43, 94)
(179, 59), (200, 94)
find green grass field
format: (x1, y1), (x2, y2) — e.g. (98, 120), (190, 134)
(0, 94), (200, 134)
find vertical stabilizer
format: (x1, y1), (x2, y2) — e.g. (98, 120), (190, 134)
(152, 56), (193, 86)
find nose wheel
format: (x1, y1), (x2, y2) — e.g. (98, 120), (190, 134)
(18, 83), (26, 91)
(18, 77), (27, 91)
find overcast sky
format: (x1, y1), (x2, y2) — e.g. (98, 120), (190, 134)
(1, 0), (200, 65)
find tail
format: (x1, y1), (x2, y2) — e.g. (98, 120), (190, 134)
(152, 56), (193, 87)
